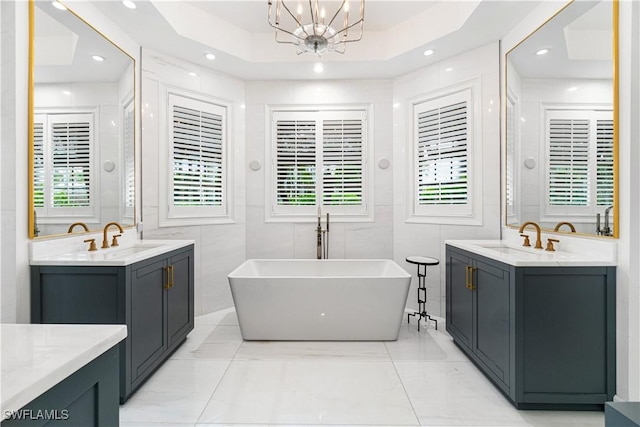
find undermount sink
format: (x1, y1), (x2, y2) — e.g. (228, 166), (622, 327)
(30, 240), (195, 266)
(474, 243), (540, 257)
(100, 244), (165, 260)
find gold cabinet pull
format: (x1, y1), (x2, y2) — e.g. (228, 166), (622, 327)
(164, 266), (174, 289)
(465, 266), (476, 290)
(170, 265), (175, 289)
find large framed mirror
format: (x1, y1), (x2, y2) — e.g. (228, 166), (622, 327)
(28, 0), (135, 238)
(505, 0), (618, 238)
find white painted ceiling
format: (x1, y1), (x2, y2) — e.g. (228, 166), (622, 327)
(86, 0), (543, 80)
(508, 0), (613, 80)
(39, 0), (611, 83)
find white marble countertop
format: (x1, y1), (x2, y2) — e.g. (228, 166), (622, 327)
(1, 324), (127, 417)
(446, 240), (617, 267)
(30, 239), (194, 266)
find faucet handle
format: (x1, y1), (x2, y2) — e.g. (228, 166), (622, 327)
(546, 238), (560, 252)
(111, 234), (122, 247)
(84, 239), (97, 252)
(520, 234), (531, 247)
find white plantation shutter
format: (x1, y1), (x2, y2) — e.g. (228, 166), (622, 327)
(270, 109), (368, 218)
(322, 118), (363, 206)
(33, 116), (45, 208)
(505, 96), (516, 217)
(547, 117), (590, 206)
(33, 112), (96, 219)
(51, 119), (92, 207)
(413, 88), (473, 217)
(275, 117), (317, 206)
(596, 118), (614, 206)
(168, 94), (226, 218)
(123, 98), (135, 218)
(544, 108), (614, 218)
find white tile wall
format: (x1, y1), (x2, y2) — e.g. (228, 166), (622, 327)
(244, 79), (395, 264)
(33, 83), (124, 236)
(393, 42), (503, 317)
(515, 78), (613, 233)
(141, 49), (246, 315)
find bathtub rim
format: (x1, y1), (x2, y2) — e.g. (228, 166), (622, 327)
(228, 258), (412, 280)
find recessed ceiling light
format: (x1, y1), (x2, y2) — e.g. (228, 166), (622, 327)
(314, 63), (324, 73)
(52, 1), (67, 10)
(445, 67), (453, 72)
(92, 55), (105, 62)
(122, 0), (136, 9)
(567, 87), (578, 92)
(536, 48), (549, 56)
(205, 53), (216, 61)
(62, 90), (71, 95)
(188, 71), (198, 77)
(423, 49), (435, 56)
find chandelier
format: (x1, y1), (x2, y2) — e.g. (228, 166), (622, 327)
(267, 0), (365, 56)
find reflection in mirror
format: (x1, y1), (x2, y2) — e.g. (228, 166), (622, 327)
(30, 0), (135, 238)
(505, 0), (617, 237)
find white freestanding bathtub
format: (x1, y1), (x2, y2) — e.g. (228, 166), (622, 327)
(228, 259), (411, 341)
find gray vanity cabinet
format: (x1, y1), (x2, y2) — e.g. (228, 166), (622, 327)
(31, 244), (194, 403)
(446, 244), (616, 409)
(446, 249), (511, 394)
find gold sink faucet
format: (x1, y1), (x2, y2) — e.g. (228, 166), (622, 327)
(519, 221), (543, 249)
(68, 222), (89, 233)
(554, 222), (576, 233)
(102, 222), (124, 249)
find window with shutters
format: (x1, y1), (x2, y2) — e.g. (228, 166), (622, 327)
(267, 107), (371, 221)
(409, 81), (482, 224)
(122, 96), (135, 220)
(160, 91), (230, 226)
(32, 112), (97, 221)
(543, 107), (613, 219)
(505, 93), (518, 221)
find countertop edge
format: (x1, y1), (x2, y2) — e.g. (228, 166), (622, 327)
(445, 240), (617, 267)
(30, 239), (195, 266)
(1, 325), (127, 417)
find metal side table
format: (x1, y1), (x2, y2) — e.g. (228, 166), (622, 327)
(406, 255), (439, 331)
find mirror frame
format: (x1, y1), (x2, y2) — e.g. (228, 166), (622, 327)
(28, 0), (137, 239)
(504, 0), (619, 238)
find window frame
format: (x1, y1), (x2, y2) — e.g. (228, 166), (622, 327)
(406, 79), (483, 225)
(505, 89), (520, 224)
(265, 105), (374, 223)
(33, 108), (99, 224)
(540, 103), (614, 223)
(159, 85), (234, 227)
(121, 92), (135, 222)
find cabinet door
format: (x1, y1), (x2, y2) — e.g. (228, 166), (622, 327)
(474, 260), (510, 386)
(446, 250), (473, 349)
(130, 258), (167, 381)
(167, 249), (194, 348)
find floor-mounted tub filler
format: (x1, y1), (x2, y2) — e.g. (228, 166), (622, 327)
(228, 259), (412, 341)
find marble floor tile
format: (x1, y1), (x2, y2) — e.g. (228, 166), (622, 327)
(394, 360), (530, 426)
(119, 359), (230, 424)
(519, 410), (604, 427)
(120, 390), (215, 425)
(171, 325), (243, 360)
(197, 360), (419, 425)
(121, 423), (195, 427)
(195, 308), (238, 326)
(386, 322), (469, 362)
(235, 340), (390, 361)
(121, 308), (608, 427)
